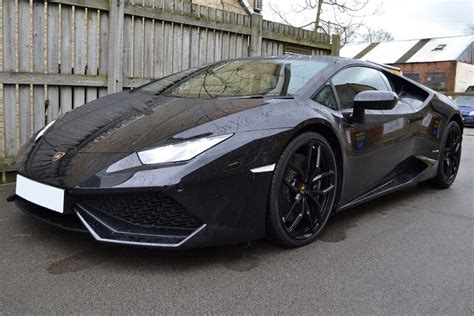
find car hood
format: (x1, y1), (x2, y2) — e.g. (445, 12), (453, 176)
(43, 91), (268, 154)
(19, 91), (273, 187)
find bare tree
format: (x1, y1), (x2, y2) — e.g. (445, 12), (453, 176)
(465, 24), (474, 35)
(360, 27), (394, 43)
(268, 0), (382, 45)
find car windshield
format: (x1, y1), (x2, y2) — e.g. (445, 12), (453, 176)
(137, 59), (328, 99)
(454, 96), (474, 107)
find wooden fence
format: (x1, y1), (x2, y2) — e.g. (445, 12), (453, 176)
(0, 0), (339, 172)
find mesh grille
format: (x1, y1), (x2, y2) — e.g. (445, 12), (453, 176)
(79, 192), (203, 230)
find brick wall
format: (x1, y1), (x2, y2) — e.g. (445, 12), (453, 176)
(392, 61), (457, 93)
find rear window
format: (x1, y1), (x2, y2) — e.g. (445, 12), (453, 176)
(137, 59), (328, 99)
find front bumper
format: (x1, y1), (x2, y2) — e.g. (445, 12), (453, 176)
(75, 204), (207, 248)
(14, 195), (206, 248)
(13, 170), (273, 249)
(462, 116), (474, 126)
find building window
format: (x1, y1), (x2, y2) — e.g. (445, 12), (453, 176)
(426, 73), (446, 92)
(404, 73), (420, 82)
(432, 44), (446, 51)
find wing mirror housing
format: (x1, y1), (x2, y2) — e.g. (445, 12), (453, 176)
(352, 90), (399, 123)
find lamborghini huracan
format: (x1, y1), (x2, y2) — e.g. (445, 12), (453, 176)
(10, 56), (463, 248)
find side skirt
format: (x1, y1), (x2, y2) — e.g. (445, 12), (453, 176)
(336, 156), (437, 212)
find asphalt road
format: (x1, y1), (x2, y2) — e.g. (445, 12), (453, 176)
(1, 130), (473, 315)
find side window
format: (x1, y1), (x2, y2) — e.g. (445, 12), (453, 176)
(332, 67), (392, 109)
(313, 84), (338, 110)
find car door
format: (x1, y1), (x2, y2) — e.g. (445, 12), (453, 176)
(319, 66), (419, 203)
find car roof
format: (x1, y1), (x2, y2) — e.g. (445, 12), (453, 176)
(231, 55), (386, 71)
(221, 54), (356, 65)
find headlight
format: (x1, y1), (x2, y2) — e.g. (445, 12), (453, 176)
(34, 120), (56, 142)
(137, 134), (233, 165)
(469, 111), (474, 116)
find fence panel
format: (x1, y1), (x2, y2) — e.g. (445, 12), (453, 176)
(98, 10), (109, 97)
(2, 0), (17, 159)
(86, 9), (99, 103)
(18, 0), (31, 146)
(60, 4), (73, 114)
(0, 0), (338, 170)
(47, 3), (60, 122)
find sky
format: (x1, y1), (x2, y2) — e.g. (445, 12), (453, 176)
(262, 0), (474, 42)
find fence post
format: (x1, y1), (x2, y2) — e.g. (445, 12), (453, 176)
(107, 0), (125, 93)
(331, 34), (340, 56)
(2, 0), (17, 157)
(249, 13), (263, 56)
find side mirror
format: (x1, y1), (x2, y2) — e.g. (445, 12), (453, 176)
(352, 90), (399, 123)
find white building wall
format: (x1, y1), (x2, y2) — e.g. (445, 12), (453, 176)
(455, 62), (474, 93)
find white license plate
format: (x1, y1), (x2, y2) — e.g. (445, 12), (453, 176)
(16, 175), (65, 213)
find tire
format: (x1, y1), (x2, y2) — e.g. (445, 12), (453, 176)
(267, 132), (338, 247)
(431, 121), (462, 188)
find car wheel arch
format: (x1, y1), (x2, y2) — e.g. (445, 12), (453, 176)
(449, 114), (463, 131)
(287, 121), (344, 207)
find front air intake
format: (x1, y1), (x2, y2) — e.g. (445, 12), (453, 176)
(78, 191), (203, 231)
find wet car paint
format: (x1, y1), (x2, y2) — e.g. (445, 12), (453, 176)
(13, 56), (463, 248)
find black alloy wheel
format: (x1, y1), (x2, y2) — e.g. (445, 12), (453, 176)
(268, 132), (338, 247)
(432, 121), (462, 188)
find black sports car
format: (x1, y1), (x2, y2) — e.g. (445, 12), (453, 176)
(10, 56), (463, 249)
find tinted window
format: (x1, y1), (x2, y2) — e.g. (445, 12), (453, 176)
(332, 67), (392, 109)
(141, 59), (328, 99)
(314, 84), (338, 110)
